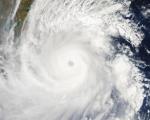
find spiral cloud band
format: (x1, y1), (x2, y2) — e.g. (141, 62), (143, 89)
(0, 0), (145, 120)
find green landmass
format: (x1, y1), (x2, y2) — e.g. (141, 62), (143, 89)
(15, 0), (33, 36)
(0, 0), (12, 27)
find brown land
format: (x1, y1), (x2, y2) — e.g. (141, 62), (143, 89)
(0, 0), (13, 27)
(15, 0), (33, 36)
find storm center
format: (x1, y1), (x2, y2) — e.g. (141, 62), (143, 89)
(68, 60), (75, 67)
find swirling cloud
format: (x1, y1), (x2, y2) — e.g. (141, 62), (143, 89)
(0, 0), (144, 120)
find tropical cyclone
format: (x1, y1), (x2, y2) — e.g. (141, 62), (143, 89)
(19, 15), (114, 119)
(0, 0), (144, 120)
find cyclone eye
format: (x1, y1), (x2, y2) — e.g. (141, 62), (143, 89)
(68, 60), (74, 67)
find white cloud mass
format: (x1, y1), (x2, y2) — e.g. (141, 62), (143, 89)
(0, 0), (145, 120)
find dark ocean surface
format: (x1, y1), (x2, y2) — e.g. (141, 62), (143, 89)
(122, 0), (150, 119)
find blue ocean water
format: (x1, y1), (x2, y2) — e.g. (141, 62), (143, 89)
(118, 0), (150, 119)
